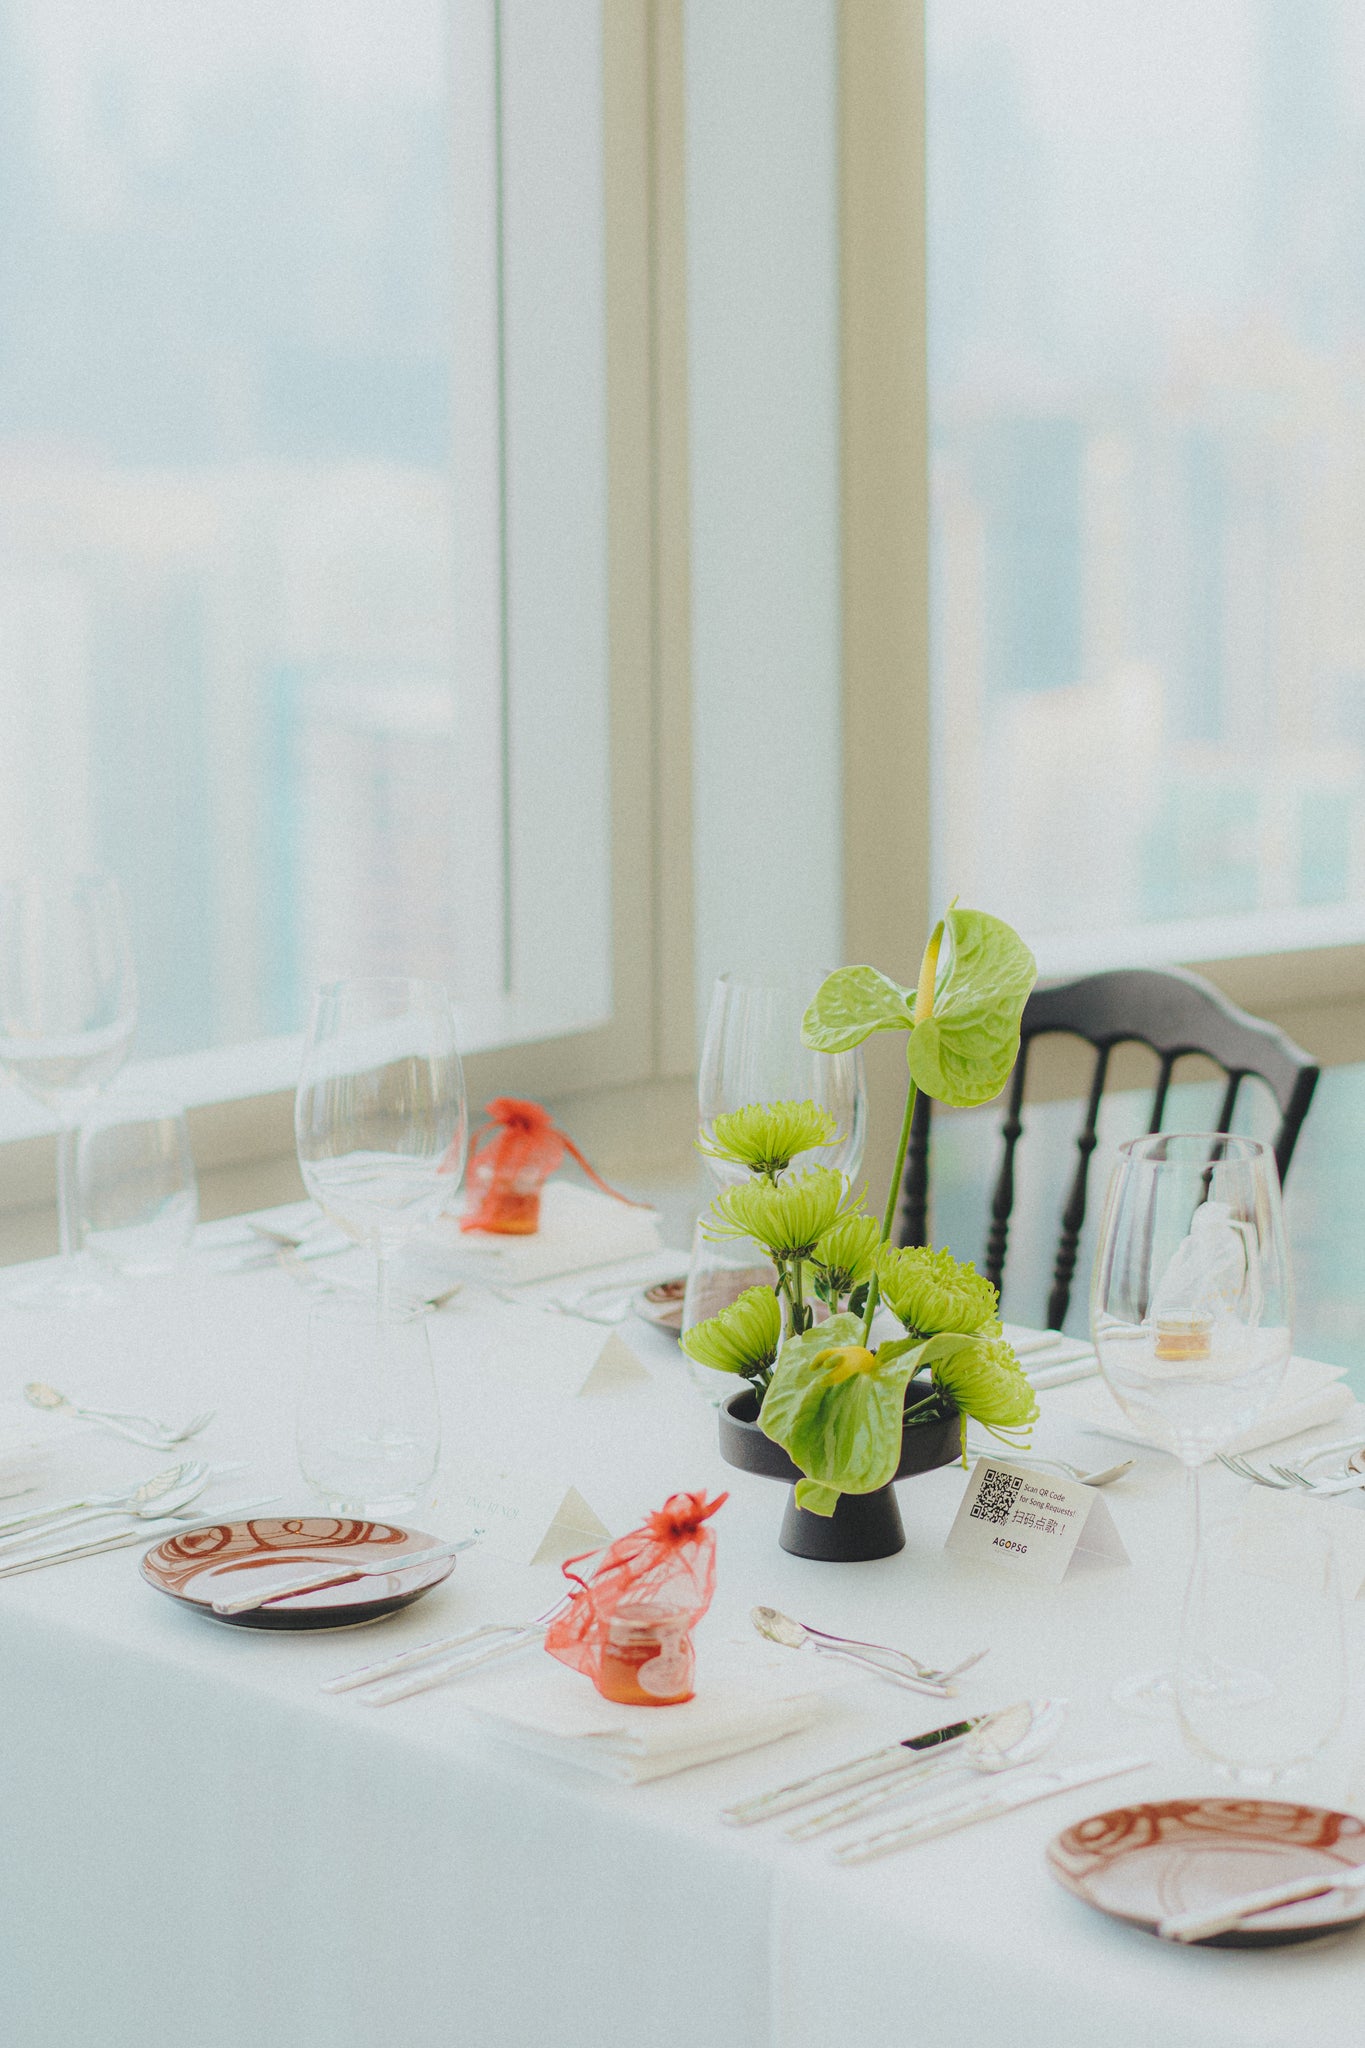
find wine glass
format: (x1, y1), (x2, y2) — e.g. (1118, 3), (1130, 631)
(0, 873), (137, 1307)
(1091, 1132), (1293, 1714)
(1176, 1515), (1345, 1785)
(698, 967), (867, 1185)
(295, 977), (468, 1317)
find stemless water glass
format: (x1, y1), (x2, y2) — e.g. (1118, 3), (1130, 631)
(0, 873), (138, 1307)
(698, 967), (867, 1185)
(1176, 1515), (1345, 1785)
(78, 1091), (198, 1277)
(294, 977), (468, 1315)
(298, 1295), (440, 1515)
(1091, 1132), (1293, 1713)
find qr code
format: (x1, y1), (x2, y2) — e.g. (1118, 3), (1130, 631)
(970, 1468), (1023, 1527)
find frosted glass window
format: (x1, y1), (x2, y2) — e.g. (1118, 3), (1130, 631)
(0, 1), (502, 1057)
(930, 0), (1365, 970)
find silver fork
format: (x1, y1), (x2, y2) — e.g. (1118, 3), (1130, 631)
(1270, 1465), (1365, 1497)
(1216, 1452), (1296, 1488)
(488, 1285), (630, 1327)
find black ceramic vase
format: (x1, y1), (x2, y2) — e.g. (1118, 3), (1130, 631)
(717, 1374), (962, 1562)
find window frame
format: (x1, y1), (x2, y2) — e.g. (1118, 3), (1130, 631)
(837, 0), (1365, 1181)
(8, 1), (1362, 1260)
(0, 0), (696, 1253)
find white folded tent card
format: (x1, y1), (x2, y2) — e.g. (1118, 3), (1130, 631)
(487, 1324), (652, 1399)
(442, 1460), (612, 1567)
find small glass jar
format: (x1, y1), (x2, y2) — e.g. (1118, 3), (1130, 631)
(595, 1601), (696, 1706)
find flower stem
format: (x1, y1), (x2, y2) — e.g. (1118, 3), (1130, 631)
(860, 1076), (919, 1346)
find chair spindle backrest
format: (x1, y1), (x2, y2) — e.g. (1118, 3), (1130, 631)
(897, 965), (1320, 1332)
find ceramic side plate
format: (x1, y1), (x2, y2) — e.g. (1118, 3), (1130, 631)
(1047, 1798), (1365, 1946)
(634, 1277), (687, 1335)
(140, 1516), (455, 1632)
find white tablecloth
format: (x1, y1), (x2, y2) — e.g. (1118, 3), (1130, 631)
(1, 1234), (1364, 2048)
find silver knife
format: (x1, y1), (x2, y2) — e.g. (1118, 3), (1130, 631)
(833, 1753), (1151, 1863)
(210, 1536), (477, 1615)
(721, 1712), (999, 1827)
(1160, 1861), (1365, 1943)
(0, 1496), (283, 1579)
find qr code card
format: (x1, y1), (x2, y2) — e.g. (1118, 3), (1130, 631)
(945, 1457), (1128, 1584)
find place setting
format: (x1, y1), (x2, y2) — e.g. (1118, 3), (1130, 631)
(3, 904), (1365, 2016)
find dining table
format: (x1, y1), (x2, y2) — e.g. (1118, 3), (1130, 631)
(1, 1211), (1364, 2048)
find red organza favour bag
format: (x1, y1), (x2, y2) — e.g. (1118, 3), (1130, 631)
(457, 1096), (641, 1235)
(544, 1491), (727, 1707)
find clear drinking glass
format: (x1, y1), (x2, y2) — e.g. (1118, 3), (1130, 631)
(698, 967), (867, 1186)
(1177, 1517), (1345, 1785)
(294, 976), (468, 1315)
(298, 1295), (440, 1515)
(1091, 1132), (1294, 1713)
(78, 1092), (198, 1277)
(0, 873), (138, 1306)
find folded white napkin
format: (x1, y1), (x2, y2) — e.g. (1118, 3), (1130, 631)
(457, 1658), (826, 1783)
(422, 1181), (663, 1288)
(1050, 1354), (1354, 1456)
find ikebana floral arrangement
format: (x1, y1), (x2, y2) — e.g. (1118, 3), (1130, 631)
(683, 905), (1041, 1518)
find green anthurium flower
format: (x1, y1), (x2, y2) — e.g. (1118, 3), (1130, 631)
(679, 1285), (782, 1381)
(702, 1167), (855, 1262)
(801, 966), (916, 1055)
(800, 908), (1036, 1112)
(697, 1099), (838, 1178)
(757, 1316), (924, 1515)
(811, 1211), (880, 1302)
(904, 906), (1037, 1109)
(916, 1329), (1039, 1444)
(874, 1243), (1000, 1338)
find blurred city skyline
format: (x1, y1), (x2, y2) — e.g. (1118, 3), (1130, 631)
(0, 1), (482, 1059)
(930, 0), (1365, 964)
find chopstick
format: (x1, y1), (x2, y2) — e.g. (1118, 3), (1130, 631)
(0, 1496), (282, 1578)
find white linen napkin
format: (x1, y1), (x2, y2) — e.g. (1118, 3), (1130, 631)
(1048, 1354), (1354, 1455)
(456, 1658), (826, 1783)
(421, 1181), (663, 1288)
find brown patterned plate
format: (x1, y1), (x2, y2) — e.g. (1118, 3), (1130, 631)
(140, 1517), (456, 1632)
(634, 1277), (687, 1335)
(1047, 1799), (1365, 1946)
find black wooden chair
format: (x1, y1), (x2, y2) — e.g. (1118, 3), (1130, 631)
(897, 965), (1320, 1331)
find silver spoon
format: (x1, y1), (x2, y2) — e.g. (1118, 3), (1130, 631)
(786, 1695), (1068, 1840)
(964, 1441), (1135, 1487)
(0, 1466), (213, 1554)
(0, 1459), (209, 1541)
(752, 1606), (986, 1693)
(24, 1382), (214, 1449)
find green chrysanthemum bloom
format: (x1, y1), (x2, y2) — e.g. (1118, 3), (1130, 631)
(702, 1167), (854, 1261)
(811, 1211), (880, 1300)
(680, 1285), (782, 1381)
(930, 1334), (1038, 1443)
(875, 1243), (1000, 1338)
(697, 1099), (838, 1178)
